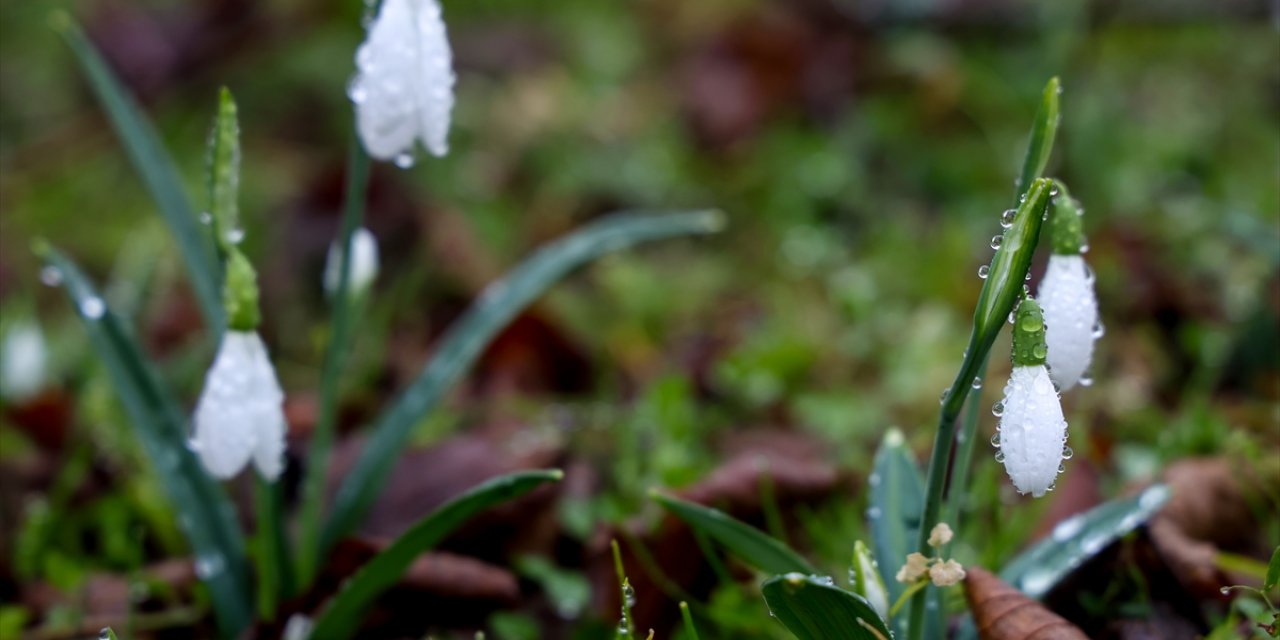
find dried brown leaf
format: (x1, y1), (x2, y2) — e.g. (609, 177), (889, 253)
(965, 566), (1088, 640)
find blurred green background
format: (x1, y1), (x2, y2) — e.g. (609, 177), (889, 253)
(1, 0), (1277, 637)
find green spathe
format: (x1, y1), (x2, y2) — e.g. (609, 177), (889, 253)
(223, 249), (260, 331)
(1049, 181), (1085, 255)
(1011, 297), (1047, 367)
(206, 88), (242, 253)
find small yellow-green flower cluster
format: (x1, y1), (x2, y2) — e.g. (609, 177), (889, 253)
(896, 523), (966, 587)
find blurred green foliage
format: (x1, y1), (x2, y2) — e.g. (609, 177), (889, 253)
(1, 0), (1276, 637)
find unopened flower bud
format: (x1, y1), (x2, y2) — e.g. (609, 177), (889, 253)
(191, 331), (286, 480)
(896, 552), (930, 584)
(929, 559), (966, 587)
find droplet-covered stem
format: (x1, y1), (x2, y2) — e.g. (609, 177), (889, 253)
(1049, 180), (1085, 255)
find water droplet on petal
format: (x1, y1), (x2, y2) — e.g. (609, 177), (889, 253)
(1032, 344), (1047, 359)
(994, 451), (1005, 463)
(991, 401), (1004, 417)
(990, 432), (1001, 447)
(1078, 375), (1093, 387)
(1091, 320), (1106, 339)
(977, 265), (990, 279)
(1062, 446), (1074, 459)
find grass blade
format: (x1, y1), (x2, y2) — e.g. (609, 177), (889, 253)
(36, 245), (251, 638)
(679, 601), (700, 640)
(319, 209), (725, 554)
(309, 470), (563, 640)
(296, 140), (370, 587)
(254, 476), (294, 620)
(651, 492), (815, 575)
(762, 573), (893, 640)
(52, 14), (223, 332)
(999, 484), (1169, 598)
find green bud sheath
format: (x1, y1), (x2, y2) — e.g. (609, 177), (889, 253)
(206, 87), (241, 253)
(1049, 180), (1085, 255)
(222, 248), (260, 331)
(1011, 296), (1048, 367)
(970, 178), (1052, 350)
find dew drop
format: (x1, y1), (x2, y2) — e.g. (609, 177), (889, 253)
(939, 387), (950, 404)
(225, 228), (245, 245)
(991, 401), (1004, 417)
(994, 451), (1005, 463)
(80, 297), (105, 320)
(1049, 185), (1060, 197)
(347, 77), (368, 104)
(1078, 375), (1093, 387)
(1019, 315), (1043, 333)
(1062, 446), (1074, 460)
(1000, 209), (1016, 228)
(990, 432), (1001, 447)
(195, 554), (225, 579)
(1080, 242), (1090, 254)
(1058, 462), (1066, 473)
(99, 630), (112, 640)
(1019, 193), (1027, 203)
(394, 152), (415, 169)
(1025, 270), (1032, 281)
(977, 265), (990, 279)
(1220, 586), (1231, 595)
(1008, 310), (1016, 324)
(971, 376), (983, 390)
(866, 506), (882, 520)
(990, 235), (1003, 250)
(1091, 320), (1106, 339)
(1032, 344), (1047, 359)
(39, 266), (63, 287)
(622, 583), (636, 607)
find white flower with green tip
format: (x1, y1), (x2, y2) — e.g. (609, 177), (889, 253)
(997, 297), (1069, 498)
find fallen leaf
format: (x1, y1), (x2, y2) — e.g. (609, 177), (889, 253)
(964, 566), (1088, 640)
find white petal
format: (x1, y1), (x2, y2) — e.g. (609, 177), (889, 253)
(352, 0), (455, 161)
(323, 227), (380, 297)
(1038, 254), (1098, 391)
(192, 332), (287, 480)
(997, 365), (1068, 498)
(0, 322), (48, 402)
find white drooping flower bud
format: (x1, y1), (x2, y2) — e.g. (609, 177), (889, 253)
(0, 321), (48, 403)
(191, 331), (286, 480)
(1039, 254), (1097, 391)
(323, 226), (380, 298)
(349, 0), (455, 163)
(997, 364), (1068, 497)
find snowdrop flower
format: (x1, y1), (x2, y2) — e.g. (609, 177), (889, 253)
(192, 250), (286, 480)
(1038, 186), (1098, 391)
(323, 226), (380, 297)
(350, 0), (455, 163)
(192, 331), (286, 480)
(1, 321), (48, 402)
(996, 297), (1069, 498)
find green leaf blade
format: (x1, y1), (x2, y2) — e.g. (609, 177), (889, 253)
(762, 574), (893, 640)
(1000, 484), (1170, 599)
(651, 492), (815, 575)
(1015, 77), (1061, 205)
(38, 246), (251, 638)
(1266, 545), (1280, 592)
(868, 428), (922, 607)
(54, 15), (223, 332)
(310, 470), (563, 640)
(320, 209), (724, 554)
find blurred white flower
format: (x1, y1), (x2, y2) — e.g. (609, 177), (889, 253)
(997, 364), (1068, 498)
(349, 0), (455, 163)
(323, 226), (380, 297)
(0, 322), (48, 402)
(1038, 254), (1098, 391)
(191, 331), (286, 480)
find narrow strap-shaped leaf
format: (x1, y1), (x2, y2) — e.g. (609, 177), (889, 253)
(309, 470), (563, 640)
(999, 484), (1169, 598)
(868, 428), (923, 609)
(651, 492), (816, 575)
(762, 574), (893, 640)
(297, 139), (370, 587)
(1014, 77), (1061, 204)
(37, 245), (251, 637)
(320, 209), (725, 554)
(254, 476), (294, 620)
(53, 14), (223, 332)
